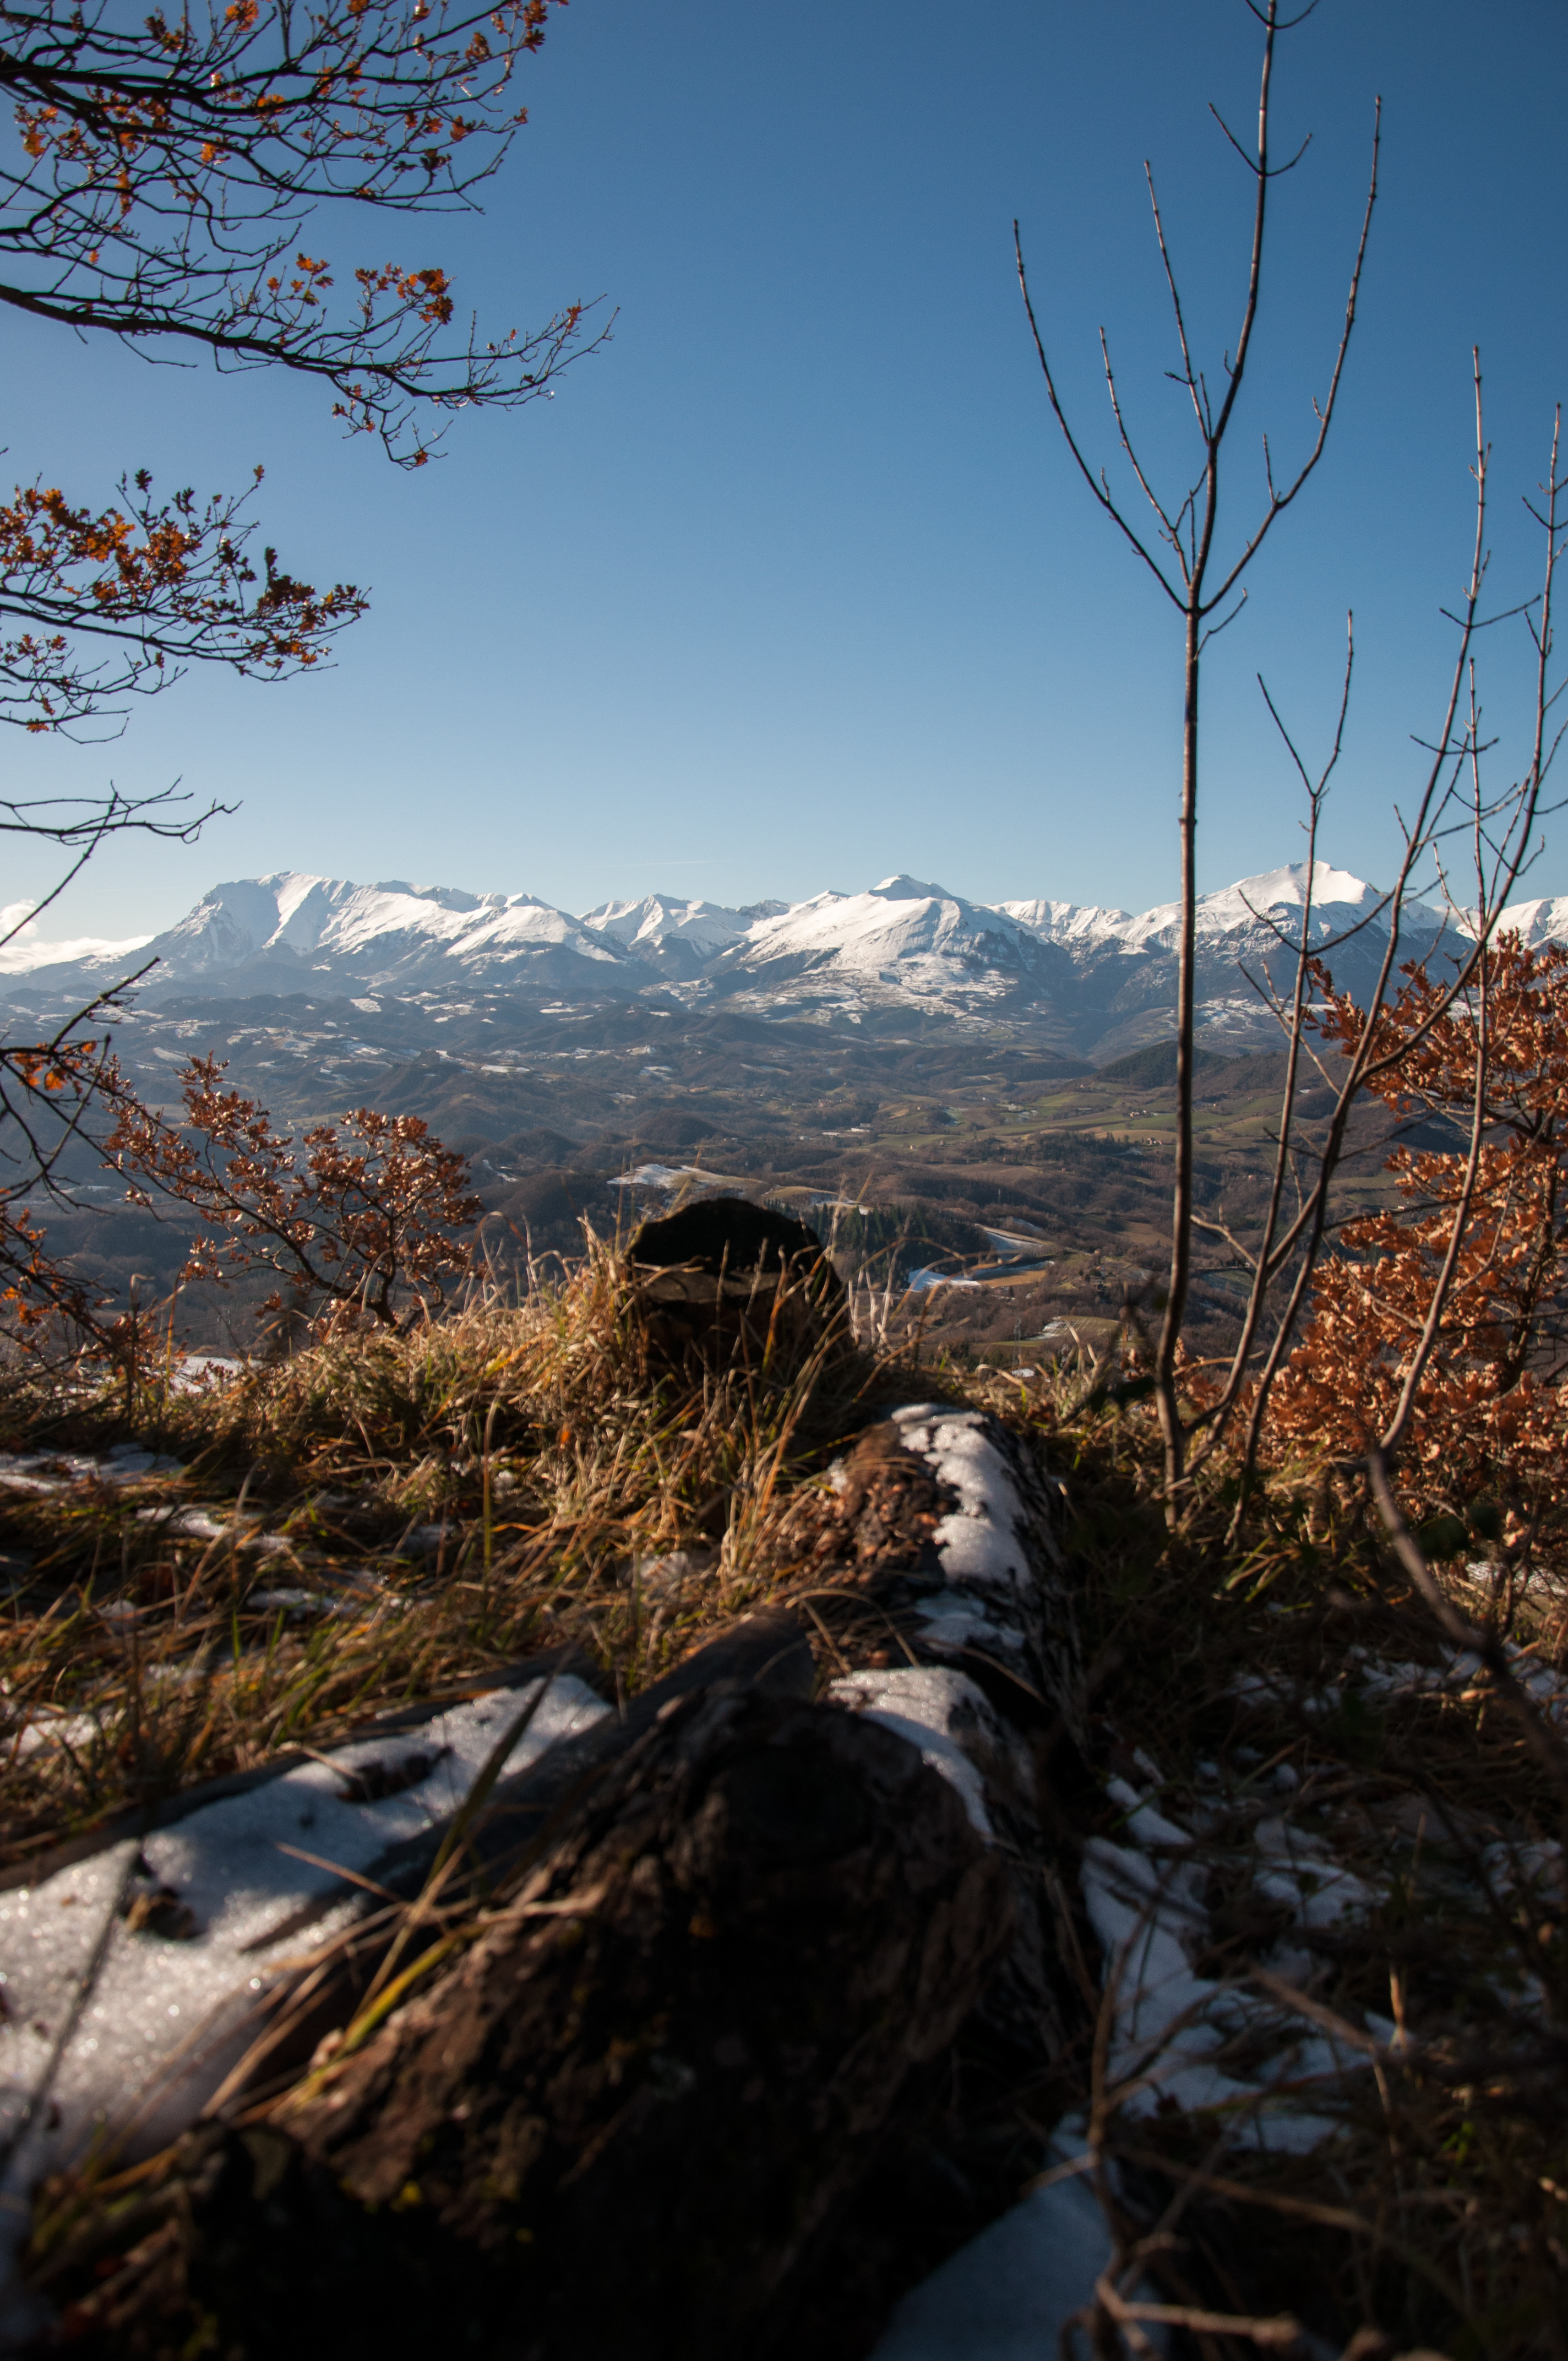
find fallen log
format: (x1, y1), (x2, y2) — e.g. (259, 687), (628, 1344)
(25, 1683), (1012, 2360)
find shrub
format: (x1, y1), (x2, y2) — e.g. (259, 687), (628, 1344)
(1266, 935), (1568, 1520)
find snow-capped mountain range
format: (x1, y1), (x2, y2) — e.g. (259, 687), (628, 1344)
(4, 863), (1564, 1058)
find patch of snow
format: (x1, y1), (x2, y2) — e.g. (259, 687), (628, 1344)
(869, 2155), (1142, 2360)
(612, 1163), (694, 1191)
(1251, 1816), (1373, 1929)
(1079, 1738), (1393, 2162)
(1480, 1837), (1563, 1902)
(1353, 1639), (1568, 1725)
(171, 1354), (242, 1394)
(9, 1711), (100, 1762)
(247, 1586), (369, 1618)
(1082, 1832), (1341, 2151)
(0, 1445), (183, 1495)
(828, 1666), (1005, 1838)
(0, 1672), (611, 2309)
(891, 1405), (1046, 1590)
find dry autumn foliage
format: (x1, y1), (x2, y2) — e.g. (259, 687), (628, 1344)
(106, 1055), (482, 1338)
(0, 1015), (126, 1335)
(0, 784), (242, 1346)
(0, 0), (600, 1336)
(0, 466), (364, 736)
(0, 0), (599, 464)
(1265, 934), (1568, 1523)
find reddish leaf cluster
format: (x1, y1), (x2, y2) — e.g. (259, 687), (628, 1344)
(106, 1057), (482, 1336)
(0, 468), (364, 735)
(1266, 937), (1568, 1516)
(0, 1022), (124, 1334)
(0, 0), (597, 461)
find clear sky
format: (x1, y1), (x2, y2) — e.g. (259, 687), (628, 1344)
(4, 0), (1566, 938)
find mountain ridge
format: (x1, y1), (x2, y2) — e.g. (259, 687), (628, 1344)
(3, 861), (1558, 1060)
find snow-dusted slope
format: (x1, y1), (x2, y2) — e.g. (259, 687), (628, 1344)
(0, 902), (150, 977)
(714, 875), (1060, 1013)
(997, 898), (1133, 949)
(578, 894), (786, 977)
(166, 873), (622, 978)
(1003, 863), (1444, 956)
(6, 860), (1565, 1043)
(1123, 862), (1392, 951)
(1482, 895), (1568, 945)
(10, 873), (634, 998)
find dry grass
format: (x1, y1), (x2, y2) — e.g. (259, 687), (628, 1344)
(998, 1362), (1568, 2360)
(0, 1236), (926, 1872)
(8, 1252), (1568, 2354)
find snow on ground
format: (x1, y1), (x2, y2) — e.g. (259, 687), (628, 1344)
(0, 1673), (609, 2325)
(170, 1354), (242, 1394)
(0, 1443), (182, 1495)
(867, 1736), (1386, 2358)
(1081, 1782), (1372, 2153)
(850, 1407), (1420, 2353)
(872, 2152), (1131, 2361)
(1353, 1634), (1568, 1724)
(0, 1401), (1447, 2352)
(611, 1162), (747, 1196)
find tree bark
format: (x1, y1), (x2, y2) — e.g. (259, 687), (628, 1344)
(36, 1684), (1012, 2361)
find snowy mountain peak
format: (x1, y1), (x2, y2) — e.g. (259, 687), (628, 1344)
(1479, 895), (1568, 945)
(582, 894), (748, 946)
(6, 860), (1564, 1055)
(869, 874), (956, 903)
(997, 897), (1133, 947)
(1003, 863), (1404, 956)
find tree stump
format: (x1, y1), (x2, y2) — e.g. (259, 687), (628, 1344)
(628, 1197), (845, 1372)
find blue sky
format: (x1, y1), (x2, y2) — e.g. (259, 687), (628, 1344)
(5, 0), (1566, 937)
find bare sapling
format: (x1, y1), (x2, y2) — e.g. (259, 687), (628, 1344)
(1179, 380), (1567, 1534)
(1016, 0), (1379, 1500)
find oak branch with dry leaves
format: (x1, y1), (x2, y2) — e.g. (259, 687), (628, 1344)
(0, 464), (364, 736)
(0, 0), (595, 1335)
(0, 788), (233, 1342)
(0, 0), (602, 464)
(106, 1055), (482, 1336)
(0, 0), (595, 742)
(0, 1008), (127, 1332)
(1266, 937), (1568, 1524)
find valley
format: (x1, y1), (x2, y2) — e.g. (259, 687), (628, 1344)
(10, 959), (1413, 1362)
